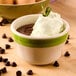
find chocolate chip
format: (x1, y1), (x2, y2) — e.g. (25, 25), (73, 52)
(16, 70), (22, 76)
(11, 62), (17, 67)
(64, 51), (70, 57)
(0, 22), (3, 26)
(0, 56), (3, 62)
(65, 40), (69, 44)
(5, 61), (10, 66)
(2, 33), (7, 39)
(0, 70), (1, 75)
(8, 37), (14, 42)
(0, 47), (2, 49)
(65, 35), (70, 44)
(2, 58), (8, 63)
(2, 18), (9, 24)
(67, 35), (70, 39)
(5, 44), (11, 49)
(13, 0), (17, 4)
(0, 48), (5, 54)
(1, 67), (7, 73)
(27, 70), (33, 75)
(53, 61), (59, 67)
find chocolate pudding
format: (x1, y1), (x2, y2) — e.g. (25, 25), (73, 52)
(16, 24), (34, 35)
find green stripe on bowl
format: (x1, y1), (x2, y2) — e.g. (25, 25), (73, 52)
(12, 33), (68, 48)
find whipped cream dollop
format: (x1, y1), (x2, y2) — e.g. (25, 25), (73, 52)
(31, 11), (64, 37)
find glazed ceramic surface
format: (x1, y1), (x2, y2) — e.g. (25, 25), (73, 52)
(0, 0), (49, 19)
(11, 14), (70, 65)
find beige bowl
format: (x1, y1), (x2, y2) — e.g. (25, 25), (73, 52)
(0, 0), (49, 19)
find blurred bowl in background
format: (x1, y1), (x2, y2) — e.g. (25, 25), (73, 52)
(0, 0), (49, 20)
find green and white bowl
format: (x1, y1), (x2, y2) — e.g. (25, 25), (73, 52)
(11, 14), (70, 65)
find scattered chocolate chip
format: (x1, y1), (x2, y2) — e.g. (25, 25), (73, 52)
(0, 56), (3, 62)
(0, 70), (1, 75)
(53, 61), (59, 67)
(1, 18), (9, 24)
(0, 48), (5, 54)
(1, 67), (7, 73)
(67, 35), (70, 39)
(0, 47), (2, 49)
(0, 22), (3, 26)
(0, 18), (13, 26)
(5, 44), (11, 49)
(64, 51), (70, 57)
(2, 33), (7, 39)
(3, 58), (8, 63)
(8, 37), (14, 42)
(65, 40), (69, 44)
(11, 62), (17, 67)
(16, 70), (22, 76)
(5, 61), (10, 66)
(27, 70), (33, 75)
(65, 35), (70, 44)
(13, 0), (17, 4)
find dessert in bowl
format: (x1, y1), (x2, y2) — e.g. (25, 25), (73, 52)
(11, 8), (70, 65)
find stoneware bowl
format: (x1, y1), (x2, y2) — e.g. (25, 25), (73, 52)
(11, 14), (70, 65)
(0, 0), (49, 19)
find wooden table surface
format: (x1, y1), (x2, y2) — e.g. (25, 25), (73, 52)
(0, 1), (76, 76)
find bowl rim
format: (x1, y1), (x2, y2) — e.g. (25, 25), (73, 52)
(0, 0), (47, 6)
(11, 14), (70, 40)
